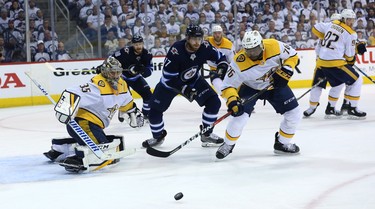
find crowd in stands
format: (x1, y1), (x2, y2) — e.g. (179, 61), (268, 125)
(1, 0), (375, 62)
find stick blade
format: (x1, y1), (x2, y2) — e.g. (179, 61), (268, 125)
(146, 147), (172, 158)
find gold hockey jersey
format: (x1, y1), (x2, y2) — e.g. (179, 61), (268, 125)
(66, 74), (134, 129)
(222, 39), (298, 99)
(312, 20), (357, 67)
(207, 36), (235, 68)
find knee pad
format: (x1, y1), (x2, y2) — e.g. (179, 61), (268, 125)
(282, 106), (302, 131)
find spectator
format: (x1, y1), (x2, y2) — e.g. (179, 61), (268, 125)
(150, 37), (167, 56)
(155, 4), (169, 24)
(150, 18), (164, 35)
(117, 20), (129, 38)
(101, 15), (118, 41)
(264, 21), (281, 40)
(147, 0), (159, 13)
(185, 2), (199, 23)
(33, 40), (51, 62)
(283, 0), (298, 18)
(132, 17), (144, 37)
(104, 30), (119, 56)
(137, 2), (155, 27)
(0, 35), (6, 62)
(165, 15), (180, 36)
(169, 4), (183, 23)
(14, 9), (26, 33)
(0, 8), (10, 31)
(9, 0), (22, 19)
(117, 4), (136, 28)
(201, 3), (215, 23)
(55, 41), (72, 60)
(103, 5), (118, 26)
(116, 37), (127, 51)
(43, 30), (58, 54)
(28, 0), (40, 20)
(78, 0), (94, 27)
(143, 27), (155, 48)
(164, 35), (176, 52)
(198, 13), (210, 35)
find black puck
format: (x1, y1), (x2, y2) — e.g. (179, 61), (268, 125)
(174, 192), (183, 200)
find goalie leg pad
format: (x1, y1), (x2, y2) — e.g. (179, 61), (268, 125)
(44, 137), (78, 162)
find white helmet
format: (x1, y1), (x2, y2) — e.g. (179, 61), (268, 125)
(341, 9), (356, 20)
(212, 25), (223, 33)
(330, 13), (341, 21)
(242, 30), (263, 49)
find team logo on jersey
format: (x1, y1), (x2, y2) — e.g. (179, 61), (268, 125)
(125, 47), (130, 54)
(236, 54), (245, 62)
(98, 80), (106, 87)
(136, 56), (141, 61)
(256, 67), (278, 82)
(107, 104), (119, 119)
(181, 66), (198, 81)
(171, 47), (179, 55)
(190, 54), (196, 61)
(203, 41), (209, 48)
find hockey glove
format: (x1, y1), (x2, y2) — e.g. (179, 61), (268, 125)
(129, 64), (145, 75)
(216, 62), (229, 80)
(95, 65), (102, 74)
(356, 42), (367, 55)
(226, 96), (244, 117)
(54, 90), (81, 124)
(272, 66), (293, 88)
(181, 85), (197, 102)
(118, 105), (144, 128)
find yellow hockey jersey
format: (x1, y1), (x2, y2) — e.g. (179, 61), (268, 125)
(222, 39), (298, 99)
(312, 20), (357, 67)
(207, 36), (235, 69)
(66, 74), (134, 129)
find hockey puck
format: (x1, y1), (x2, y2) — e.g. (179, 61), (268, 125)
(174, 192), (183, 200)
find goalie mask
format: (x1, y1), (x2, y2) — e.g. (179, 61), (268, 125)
(101, 56), (123, 90)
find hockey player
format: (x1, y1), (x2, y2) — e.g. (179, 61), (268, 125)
(141, 24), (229, 148)
(206, 25), (235, 93)
(303, 13), (367, 119)
(310, 9), (366, 119)
(43, 56), (143, 173)
(111, 35), (153, 121)
(216, 30), (301, 159)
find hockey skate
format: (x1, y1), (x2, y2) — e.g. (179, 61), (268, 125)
(43, 149), (63, 162)
(324, 103), (342, 119)
(200, 125), (224, 147)
(142, 130), (167, 148)
(59, 155), (86, 173)
(303, 103), (319, 117)
(216, 143), (235, 159)
(347, 104), (366, 120)
(340, 100), (349, 116)
(273, 132), (300, 155)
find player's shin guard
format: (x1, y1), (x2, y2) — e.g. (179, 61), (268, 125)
(59, 138), (123, 173)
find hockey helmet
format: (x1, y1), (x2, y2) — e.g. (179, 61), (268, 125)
(242, 30), (263, 49)
(101, 56), (123, 88)
(212, 25), (223, 33)
(330, 13), (342, 21)
(186, 24), (204, 38)
(341, 9), (356, 20)
(132, 35), (144, 43)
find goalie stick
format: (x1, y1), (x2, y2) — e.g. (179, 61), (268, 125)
(296, 77), (326, 101)
(146, 83), (274, 158)
(24, 70), (135, 160)
(353, 65), (375, 84)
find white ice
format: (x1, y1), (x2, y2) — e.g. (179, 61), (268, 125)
(1, 85), (374, 209)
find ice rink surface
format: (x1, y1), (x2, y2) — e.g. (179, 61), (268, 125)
(1, 85), (374, 209)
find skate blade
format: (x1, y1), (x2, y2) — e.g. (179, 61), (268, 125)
(274, 150), (301, 155)
(347, 115), (366, 120)
(201, 142), (223, 147)
(324, 115), (342, 119)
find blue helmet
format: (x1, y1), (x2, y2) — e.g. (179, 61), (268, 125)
(132, 35), (144, 43)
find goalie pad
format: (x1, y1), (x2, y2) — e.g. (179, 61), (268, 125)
(54, 90), (81, 124)
(118, 105), (144, 128)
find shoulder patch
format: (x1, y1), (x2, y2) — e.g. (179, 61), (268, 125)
(203, 41), (210, 48)
(171, 47), (179, 55)
(98, 80), (106, 87)
(236, 54), (246, 62)
(125, 47), (130, 54)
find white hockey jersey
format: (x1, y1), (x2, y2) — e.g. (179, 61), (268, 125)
(221, 39), (298, 98)
(66, 74), (134, 129)
(312, 20), (357, 67)
(207, 36), (235, 68)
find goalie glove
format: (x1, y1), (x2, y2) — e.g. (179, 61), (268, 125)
(54, 90), (81, 124)
(272, 66), (293, 88)
(118, 104), (144, 128)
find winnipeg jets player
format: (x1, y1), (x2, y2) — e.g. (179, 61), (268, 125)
(142, 24), (229, 148)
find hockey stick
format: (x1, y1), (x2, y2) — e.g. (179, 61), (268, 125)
(24, 71), (135, 160)
(296, 77), (326, 101)
(353, 65), (375, 84)
(146, 83), (274, 158)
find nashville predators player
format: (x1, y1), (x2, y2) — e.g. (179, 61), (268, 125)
(216, 30), (301, 159)
(44, 56), (143, 173)
(206, 25), (235, 93)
